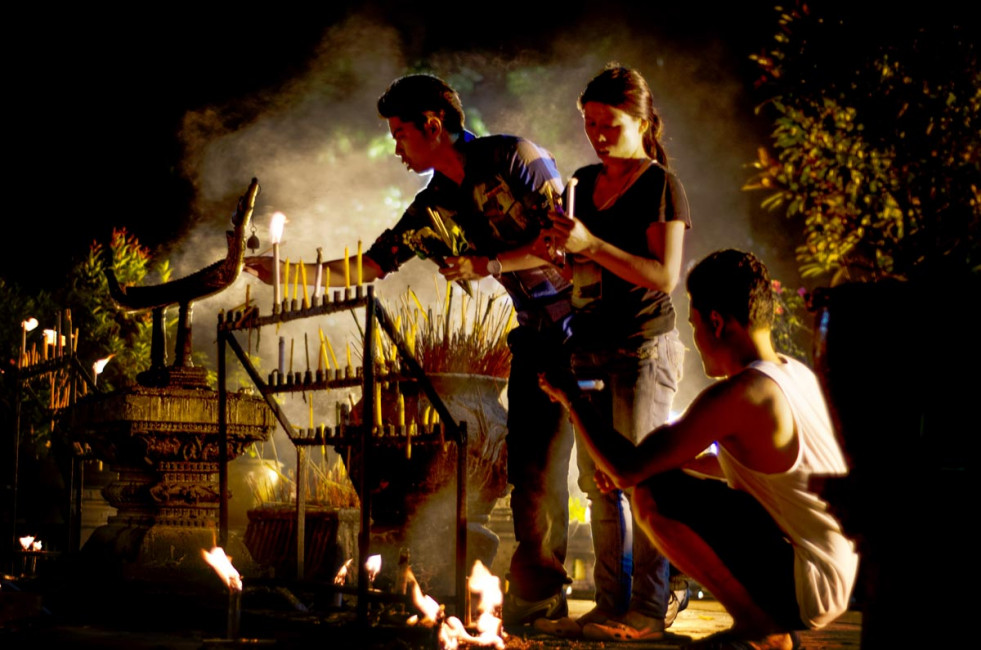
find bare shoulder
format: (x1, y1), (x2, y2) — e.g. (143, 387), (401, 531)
(722, 367), (798, 468)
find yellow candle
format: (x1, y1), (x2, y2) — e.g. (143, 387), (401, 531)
(324, 265), (330, 292)
(344, 246), (350, 289)
(300, 260), (309, 308)
(322, 331), (339, 369)
(357, 240), (363, 285)
(398, 392), (405, 427)
(293, 261), (301, 301)
(309, 396), (314, 429)
(346, 342), (352, 370)
(282, 257), (291, 303)
(374, 382), (382, 426)
(319, 341), (329, 371)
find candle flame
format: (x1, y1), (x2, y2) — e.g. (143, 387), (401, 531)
(19, 535), (35, 550)
(42, 329), (57, 345)
(269, 211), (287, 244)
(333, 558), (353, 586)
(22, 318), (38, 332)
(202, 547), (243, 592)
(93, 355), (114, 375)
(365, 554), (382, 581)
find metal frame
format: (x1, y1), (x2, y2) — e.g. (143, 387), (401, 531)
(216, 284), (468, 620)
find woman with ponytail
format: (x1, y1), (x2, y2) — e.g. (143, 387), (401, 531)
(539, 63), (692, 642)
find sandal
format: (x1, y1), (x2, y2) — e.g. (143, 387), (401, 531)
(582, 619), (666, 642)
(533, 616), (583, 638)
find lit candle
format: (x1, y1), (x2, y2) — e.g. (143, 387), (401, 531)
(374, 382), (382, 427)
(357, 240), (363, 286)
(270, 212), (286, 309)
(398, 392), (405, 427)
(344, 246), (350, 290)
(20, 317), (38, 368)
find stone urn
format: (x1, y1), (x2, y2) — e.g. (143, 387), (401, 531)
(346, 372), (509, 595)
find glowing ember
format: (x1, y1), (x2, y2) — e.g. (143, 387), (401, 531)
(269, 211), (287, 244)
(202, 546), (243, 592)
(22, 318), (38, 332)
(334, 558), (353, 586)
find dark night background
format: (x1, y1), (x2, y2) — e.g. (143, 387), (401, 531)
(7, 1), (784, 290)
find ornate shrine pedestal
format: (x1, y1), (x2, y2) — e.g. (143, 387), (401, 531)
(71, 375), (275, 588)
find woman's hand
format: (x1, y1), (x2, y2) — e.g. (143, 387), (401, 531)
(550, 211), (595, 255)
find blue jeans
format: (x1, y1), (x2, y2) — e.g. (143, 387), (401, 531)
(572, 329), (685, 618)
(506, 325), (576, 601)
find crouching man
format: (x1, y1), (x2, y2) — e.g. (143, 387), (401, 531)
(538, 249), (858, 650)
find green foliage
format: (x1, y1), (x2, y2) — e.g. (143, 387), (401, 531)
(746, 2), (980, 284)
(64, 228), (158, 389)
(770, 279), (811, 362)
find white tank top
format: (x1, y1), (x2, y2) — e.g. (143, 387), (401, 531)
(717, 355), (859, 628)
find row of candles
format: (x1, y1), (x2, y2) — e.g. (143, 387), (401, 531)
(271, 326), (413, 385)
(269, 211), (367, 313)
(19, 313), (114, 385)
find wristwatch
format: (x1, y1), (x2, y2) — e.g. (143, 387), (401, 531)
(486, 257), (503, 276)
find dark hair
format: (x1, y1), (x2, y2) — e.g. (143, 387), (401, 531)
(687, 249), (775, 329)
(377, 74), (465, 135)
(578, 62), (667, 165)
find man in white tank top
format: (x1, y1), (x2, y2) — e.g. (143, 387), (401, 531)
(539, 249), (858, 650)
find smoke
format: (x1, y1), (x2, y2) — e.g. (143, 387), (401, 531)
(158, 7), (794, 463)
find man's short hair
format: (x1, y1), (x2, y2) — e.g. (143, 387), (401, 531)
(377, 74), (465, 135)
(687, 249), (775, 329)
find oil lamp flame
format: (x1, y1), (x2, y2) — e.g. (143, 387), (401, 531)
(202, 546), (242, 592)
(269, 211), (287, 245)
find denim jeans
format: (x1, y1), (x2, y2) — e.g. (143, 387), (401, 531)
(505, 325), (576, 601)
(572, 329), (685, 618)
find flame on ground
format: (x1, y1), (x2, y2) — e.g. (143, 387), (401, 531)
(409, 560), (505, 650)
(334, 558), (353, 586)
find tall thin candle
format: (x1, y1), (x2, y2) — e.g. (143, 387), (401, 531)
(270, 212), (286, 309)
(314, 248), (324, 300)
(357, 240), (363, 286)
(344, 246), (350, 289)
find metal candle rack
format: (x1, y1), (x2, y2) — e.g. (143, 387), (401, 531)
(216, 284), (469, 622)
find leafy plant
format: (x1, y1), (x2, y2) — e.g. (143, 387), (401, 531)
(745, 2), (980, 284)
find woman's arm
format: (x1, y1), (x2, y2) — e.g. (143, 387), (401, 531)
(567, 219), (685, 293)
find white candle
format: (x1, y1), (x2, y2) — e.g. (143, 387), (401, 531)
(270, 212), (287, 309)
(566, 177), (578, 219)
(314, 248), (324, 300)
